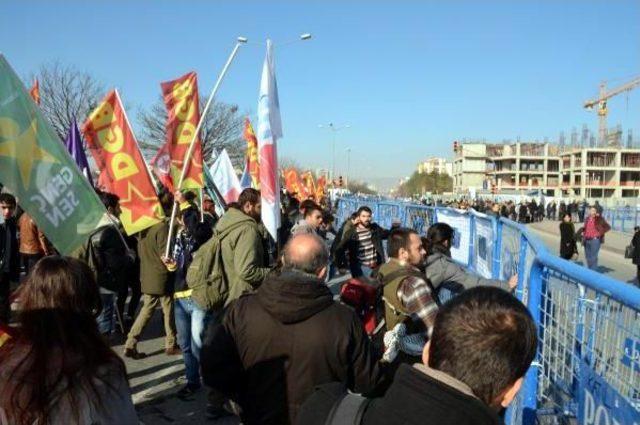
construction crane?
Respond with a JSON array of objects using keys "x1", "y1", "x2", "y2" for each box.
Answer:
[{"x1": 584, "y1": 76, "x2": 640, "y2": 146}]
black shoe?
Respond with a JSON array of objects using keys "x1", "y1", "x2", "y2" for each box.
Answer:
[
  {"x1": 205, "y1": 404, "x2": 233, "y2": 420},
  {"x1": 123, "y1": 347, "x2": 147, "y2": 360},
  {"x1": 177, "y1": 383, "x2": 201, "y2": 399}
]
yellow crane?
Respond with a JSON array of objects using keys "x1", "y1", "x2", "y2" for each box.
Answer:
[{"x1": 584, "y1": 76, "x2": 640, "y2": 146}]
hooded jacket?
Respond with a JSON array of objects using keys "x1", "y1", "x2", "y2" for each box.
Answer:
[
  {"x1": 201, "y1": 269, "x2": 383, "y2": 425},
  {"x1": 215, "y1": 207, "x2": 270, "y2": 305},
  {"x1": 424, "y1": 247, "x2": 509, "y2": 293}
]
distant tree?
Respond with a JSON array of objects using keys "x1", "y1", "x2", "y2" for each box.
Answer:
[
  {"x1": 29, "y1": 62, "x2": 105, "y2": 141},
  {"x1": 279, "y1": 157, "x2": 304, "y2": 174},
  {"x1": 137, "y1": 97, "x2": 245, "y2": 167},
  {"x1": 348, "y1": 179, "x2": 377, "y2": 195},
  {"x1": 397, "y1": 170, "x2": 453, "y2": 197}
]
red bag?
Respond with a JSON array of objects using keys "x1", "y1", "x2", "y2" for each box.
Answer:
[{"x1": 340, "y1": 278, "x2": 379, "y2": 336}]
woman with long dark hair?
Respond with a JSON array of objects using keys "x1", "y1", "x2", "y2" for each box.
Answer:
[
  {"x1": 0, "y1": 256, "x2": 137, "y2": 425},
  {"x1": 559, "y1": 212, "x2": 578, "y2": 260},
  {"x1": 422, "y1": 223, "x2": 518, "y2": 296}
]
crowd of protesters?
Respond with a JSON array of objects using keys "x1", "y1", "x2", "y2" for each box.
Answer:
[{"x1": 0, "y1": 185, "x2": 544, "y2": 424}]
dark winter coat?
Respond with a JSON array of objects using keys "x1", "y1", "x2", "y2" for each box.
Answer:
[
  {"x1": 632, "y1": 230, "x2": 640, "y2": 266},
  {"x1": 0, "y1": 217, "x2": 19, "y2": 281},
  {"x1": 93, "y1": 224, "x2": 133, "y2": 293},
  {"x1": 559, "y1": 221, "x2": 577, "y2": 260},
  {"x1": 200, "y1": 269, "x2": 383, "y2": 425},
  {"x1": 296, "y1": 363, "x2": 502, "y2": 425},
  {"x1": 332, "y1": 221, "x2": 389, "y2": 269}
]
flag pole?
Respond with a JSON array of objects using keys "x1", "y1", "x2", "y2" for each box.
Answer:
[{"x1": 164, "y1": 37, "x2": 247, "y2": 258}]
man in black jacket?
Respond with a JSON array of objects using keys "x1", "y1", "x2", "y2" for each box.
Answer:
[
  {"x1": 0, "y1": 193, "x2": 19, "y2": 324},
  {"x1": 332, "y1": 206, "x2": 390, "y2": 278},
  {"x1": 298, "y1": 286, "x2": 538, "y2": 425},
  {"x1": 201, "y1": 233, "x2": 384, "y2": 425}
]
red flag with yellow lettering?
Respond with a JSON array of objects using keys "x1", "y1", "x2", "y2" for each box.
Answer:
[
  {"x1": 160, "y1": 72, "x2": 204, "y2": 190},
  {"x1": 300, "y1": 171, "x2": 316, "y2": 200},
  {"x1": 243, "y1": 117, "x2": 260, "y2": 189},
  {"x1": 83, "y1": 90, "x2": 163, "y2": 235}
]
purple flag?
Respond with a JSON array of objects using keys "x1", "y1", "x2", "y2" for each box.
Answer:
[{"x1": 64, "y1": 119, "x2": 94, "y2": 186}]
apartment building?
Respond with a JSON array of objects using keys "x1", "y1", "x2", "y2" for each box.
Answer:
[
  {"x1": 559, "y1": 147, "x2": 640, "y2": 198},
  {"x1": 417, "y1": 157, "x2": 453, "y2": 176},
  {"x1": 453, "y1": 140, "x2": 640, "y2": 199}
]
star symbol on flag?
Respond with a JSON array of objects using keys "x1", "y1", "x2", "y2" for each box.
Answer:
[
  {"x1": 119, "y1": 181, "x2": 161, "y2": 225},
  {"x1": 0, "y1": 118, "x2": 58, "y2": 189}
]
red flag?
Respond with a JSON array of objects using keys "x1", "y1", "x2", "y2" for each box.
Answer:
[
  {"x1": 29, "y1": 79, "x2": 40, "y2": 105},
  {"x1": 284, "y1": 168, "x2": 303, "y2": 200},
  {"x1": 83, "y1": 90, "x2": 164, "y2": 235},
  {"x1": 315, "y1": 174, "x2": 327, "y2": 202},
  {"x1": 160, "y1": 72, "x2": 204, "y2": 190},
  {"x1": 300, "y1": 171, "x2": 316, "y2": 200}
]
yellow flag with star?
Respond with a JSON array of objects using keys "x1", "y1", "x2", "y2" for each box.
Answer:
[{"x1": 0, "y1": 55, "x2": 108, "y2": 254}]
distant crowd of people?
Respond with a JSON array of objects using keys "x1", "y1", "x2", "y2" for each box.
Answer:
[{"x1": 0, "y1": 186, "x2": 539, "y2": 425}]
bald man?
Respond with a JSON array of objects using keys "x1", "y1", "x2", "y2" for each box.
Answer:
[{"x1": 201, "y1": 234, "x2": 383, "y2": 425}]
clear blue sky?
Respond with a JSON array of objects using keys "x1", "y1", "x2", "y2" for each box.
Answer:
[{"x1": 2, "y1": 1, "x2": 639, "y2": 189}]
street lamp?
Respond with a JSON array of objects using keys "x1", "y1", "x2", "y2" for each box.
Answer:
[
  {"x1": 250, "y1": 33, "x2": 313, "y2": 47},
  {"x1": 318, "y1": 122, "x2": 351, "y2": 182}
]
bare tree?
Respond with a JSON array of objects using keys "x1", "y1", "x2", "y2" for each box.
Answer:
[
  {"x1": 137, "y1": 97, "x2": 246, "y2": 167},
  {"x1": 30, "y1": 62, "x2": 105, "y2": 141}
]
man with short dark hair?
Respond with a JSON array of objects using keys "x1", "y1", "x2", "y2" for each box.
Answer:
[
  {"x1": 201, "y1": 233, "x2": 383, "y2": 424},
  {"x1": 376, "y1": 227, "x2": 437, "y2": 365},
  {"x1": 333, "y1": 206, "x2": 390, "y2": 278},
  {"x1": 291, "y1": 203, "x2": 323, "y2": 236},
  {"x1": 298, "y1": 286, "x2": 538, "y2": 425},
  {"x1": 0, "y1": 193, "x2": 18, "y2": 324}
]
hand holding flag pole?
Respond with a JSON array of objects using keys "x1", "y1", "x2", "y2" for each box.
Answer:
[{"x1": 164, "y1": 37, "x2": 247, "y2": 259}]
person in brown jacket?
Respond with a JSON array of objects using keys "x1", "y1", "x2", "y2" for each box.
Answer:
[{"x1": 18, "y1": 212, "x2": 53, "y2": 276}]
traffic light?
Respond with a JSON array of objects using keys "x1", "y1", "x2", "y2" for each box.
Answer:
[
  {"x1": 338, "y1": 176, "x2": 344, "y2": 187},
  {"x1": 453, "y1": 140, "x2": 459, "y2": 153}
]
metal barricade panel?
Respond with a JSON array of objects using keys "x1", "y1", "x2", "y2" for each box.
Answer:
[
  {"x1": 434, "y1": 208, "x2": 471, "y2": 266},
  {"x1": 473, "y1": 215, "x2": 495, "y2": 279}
]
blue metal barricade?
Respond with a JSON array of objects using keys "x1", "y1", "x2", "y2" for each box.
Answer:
[{"x1": 334, "y1": 197, "x2": 640, "y2": 424}]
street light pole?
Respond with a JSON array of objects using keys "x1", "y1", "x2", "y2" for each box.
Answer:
[{"x1": 318, "y1": 122, "x2": 350, "y2": 183}]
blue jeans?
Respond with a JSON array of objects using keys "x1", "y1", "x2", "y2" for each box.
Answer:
[
  {"x1": 584, "y1": 238, "x2": 601, "y2": 270},
  {"x1": 97, "y1": 291, "x2": 116, "y2": 335},
  {"x1": 175, "y1": 296, "x2": 211, "y2": 386}
]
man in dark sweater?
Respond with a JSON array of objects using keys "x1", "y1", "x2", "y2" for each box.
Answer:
[
  {"x1": 297, "y1": 286, "x2": 538, "y2": 425},
  {"x1": 201, "y1": 233, "x2": 384, "y2": 425}
]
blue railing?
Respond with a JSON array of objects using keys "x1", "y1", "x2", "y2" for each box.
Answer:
[{"x1": 335, "y1": 197, "x2": 640, "y2": 425}]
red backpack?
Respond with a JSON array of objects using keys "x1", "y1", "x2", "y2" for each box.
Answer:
[{"x1": 339, "y1": 277, "x2": 380, "y2": 336}]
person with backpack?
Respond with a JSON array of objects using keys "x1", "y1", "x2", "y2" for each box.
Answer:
[
  {"x1": 190, "y1": 187, "x2": 271, "y2": 419},
  {"x1": 123, "y1": 192, "x2": 180, "y2": 359},
  {"x1": 375, "y1": 228, "x2": 438, "y2": 366},
  {"x1": 297, "y1": 286, "x2": 538, "y2": 425},
  {"x1": 201, "y1": 233, "x2": 384, "y2": 425}
]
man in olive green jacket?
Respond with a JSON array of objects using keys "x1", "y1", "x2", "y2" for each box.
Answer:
[{"x1": 217, "y1": 188, "x2": 271, "y2": 306}]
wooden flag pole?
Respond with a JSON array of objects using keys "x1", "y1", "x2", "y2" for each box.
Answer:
[{"x1": 164, "y1": 38, "x2": 247, "y2": 258}]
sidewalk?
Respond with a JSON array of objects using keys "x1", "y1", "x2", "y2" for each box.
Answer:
[{"x1": 528, "y1": 219, "x2": 632, "y2": 256}]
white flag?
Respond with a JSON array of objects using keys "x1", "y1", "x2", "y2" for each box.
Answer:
[
  {"x1": 209, "y1": 149, "x2": 241, "y2": 203},
  {"x1": 257, "y1": 39, "x2": 282, "y2": 240}
]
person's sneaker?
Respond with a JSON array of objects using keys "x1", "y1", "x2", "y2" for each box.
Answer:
[
  {"x1": 123, "y1": 347, "x2": 147, "y2": 359},
  {"x1": 205, "y1": 404, "x2": 234, "y2": 420},
  {"x1": 165, "y1": 346, "x2": 182, "y2": 356},
  {"x1": 176, "y1": 383, "x2": 201, "y2": 399}
]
